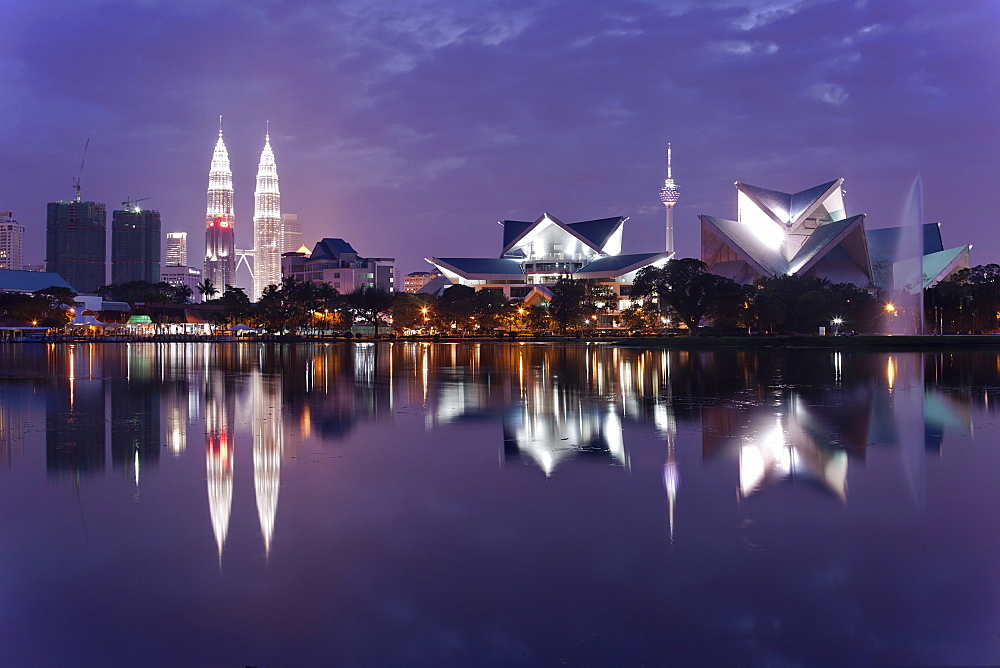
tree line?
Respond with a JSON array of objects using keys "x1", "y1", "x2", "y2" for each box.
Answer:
[{"x1": 11, "y1": 259, "x2": 1000, "y2": 336}]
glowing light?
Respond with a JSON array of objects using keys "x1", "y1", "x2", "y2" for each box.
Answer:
[{"x1": 885, "y1": 303, "x2": 896, "y2": 313}]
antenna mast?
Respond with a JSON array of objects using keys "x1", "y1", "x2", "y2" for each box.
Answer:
[{"x1": 72, "y1": 139, "x2": 90, "y2": 202}]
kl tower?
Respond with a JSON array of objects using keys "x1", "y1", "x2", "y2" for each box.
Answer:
[{"x1": 659, "y1": 143, "x2": 680, "y2": 254}]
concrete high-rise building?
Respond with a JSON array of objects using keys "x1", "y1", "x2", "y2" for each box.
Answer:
[
  {"x1": 659, "y1": 143, "x2": 680, "y2": 254},
  {"x1": 165, "y1": 232, "x2": 187, "y2": 267},
  {"x1": 0, "y1": 211, "x2": 24, "y2": 271},
  {"x1": 204, "y1": 120, "x2": 235, "y2": 290},
  {"x1": 46, "y1": 199, "x2": 106, "y2": 293},
  {"x1": 112, "y1": 206, "x2": 161, "y2": 284},
  {"x1": 282, "y1": 213, "x2": 302, "y2": 255},
  {"x1": 252, "y1": 127, "x2": 282, "y2": 301},
  {"x1": 160, "y1": 265, "x2": 202, "y2": 302}
]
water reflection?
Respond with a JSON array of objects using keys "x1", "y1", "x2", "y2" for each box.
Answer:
[{"x1": 0, "y1": 342, "x2": 991, "y2": 559}]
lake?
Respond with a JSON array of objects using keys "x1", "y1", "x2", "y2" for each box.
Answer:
[{"x1": 0, "y1": 342, "x2": 998, "y2": 666}]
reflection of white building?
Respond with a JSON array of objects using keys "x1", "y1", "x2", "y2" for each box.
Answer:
[
  {"x1": 206, "y1": 379, "x2": 233, "y2": 563},
  {"x1": 252, "y1": 371, "x2": 282, "y2": 556},
  {"x1": 701, "y1": 179, "x2": 873, "y2": 287}
]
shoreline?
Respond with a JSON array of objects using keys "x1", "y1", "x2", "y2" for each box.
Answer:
[{"x1": 8, "y1": 333, "x2": 1000, "y2": 349}]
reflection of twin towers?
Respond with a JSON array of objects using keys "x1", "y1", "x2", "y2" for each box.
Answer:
[
  {"x1": 37, "y1": 344, "x2": 285, "y2": 561},
  {"x1": 206, "y1": 371, "x2": 283, "y2": 562}
]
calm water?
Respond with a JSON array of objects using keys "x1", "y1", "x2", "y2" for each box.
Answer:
[{"x1": 1, "y1": 342, "x2": 998, "y2": 666}]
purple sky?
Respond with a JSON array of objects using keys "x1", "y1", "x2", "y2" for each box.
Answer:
[{"x1": 2, "y1": 0, "x2": 998, "y2": 285}]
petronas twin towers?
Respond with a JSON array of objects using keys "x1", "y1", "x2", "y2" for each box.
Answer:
[{"x1": 203, "y1": 119, "x2": 282, "y2": 301}]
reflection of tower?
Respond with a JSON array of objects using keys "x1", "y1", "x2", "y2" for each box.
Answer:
[
  {"x1": 110, "y1": 352, "x2": 160, "y2": 488},
  {"x1": 46, "y1": 346, "x2": 106, "y2": 477},
  {"x1": 252, "y1": 371, "x2": 282, "y2": 557},
  {"x1": 252, "y1": 125, "x2": 282, "y2": 301},
  {"x1": 654, "y1": 401, "x2": 679, "y2": 543},
  {"x1": 0, "y1": 389, "x2": 24, "y2": 469},
  {"x1": 204, "y1": 118, "x2": 236, "y2": 289},
  {"x1": 658, "y1": 143, "x2": 680, "y2": 254},
  {"x1": 206, "y1": 379, "x2": 234, "y2": 563}
]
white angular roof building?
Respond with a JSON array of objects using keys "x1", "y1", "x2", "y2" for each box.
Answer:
[
  {"x1": 701, "y1": 178, "x2": 873, "y2": 287},
  {"x1": 426, "y1": 212, "x2": 671, "y2": 302}
]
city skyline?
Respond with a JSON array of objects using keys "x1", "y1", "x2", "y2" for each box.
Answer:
[{"x1": 1, "y1": 1, "x2": 997, "y2": 279}]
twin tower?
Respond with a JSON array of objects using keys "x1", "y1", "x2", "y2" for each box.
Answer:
[{"x1": 204, "y1": 120, "x2": 281, "y2": 301}]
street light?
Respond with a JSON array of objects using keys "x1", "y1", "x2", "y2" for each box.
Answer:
[{"x1": 831, "y1": 317, "x2": 843, "y2": 335}]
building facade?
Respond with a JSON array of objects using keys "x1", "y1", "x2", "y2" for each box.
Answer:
[
  {"x1": 0, "y1": 211, "x2": 24, "y2": 271},
  {"x1": 282, "y1": 238, "x2": 394, "y2": 293},
  {"x1": 46, "y1": 199, "x2": 106, "y2": 293},
  {"x1": 112, "y1": 207, "x2": 161, "y2": 284},
  {"x1": 700, "y1": 179, "x2": 873, "y2": 287},
  {"x1": 204, "y1": 126, "x2": 235, "y2": 290},
  {"x1": 160, "y1": 265, "x2": 203, "y2": 302},
  {"x1": 425, "y1": 212, "x2": 669, "y2": 307},
  {"x1": 165, "y1": 232, "x2": 187, "y2": 267},
  {"x1": 403, "y1": 271, "x2": 433, "y2": 293},
  {"x1": 281, "y1": 213, "x2": 302, "y2": 255},
  {"x1": 252, "y1": 130, "x2": 282, "y2": 301}
]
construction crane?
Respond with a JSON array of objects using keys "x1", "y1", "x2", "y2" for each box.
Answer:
[
  {"x1": 122, "y1": 196, "x2": 150, "y2": 212},
  {"x1": 72, "y1": 138, "x2": 90, "y2": 202}
]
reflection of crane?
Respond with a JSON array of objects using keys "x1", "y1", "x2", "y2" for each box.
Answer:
[
  {"x1": 122, "y1": 197, "x2": 149, "y2": 212},
  {"x1": 72, "y1": 139, "x2": 90, "y2": 202}
]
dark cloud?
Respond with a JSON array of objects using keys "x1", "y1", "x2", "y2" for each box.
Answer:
[{"x1": 1, "y1": 0, "x2": 997, "y2": 281}]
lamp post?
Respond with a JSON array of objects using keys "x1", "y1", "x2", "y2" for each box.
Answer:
[{"x1": 831, "y1": 317, "x2": 843, "y2": 336}]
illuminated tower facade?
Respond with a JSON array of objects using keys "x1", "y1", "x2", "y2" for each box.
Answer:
[
  {"x1": 0, "y1": 211, "x2": 24, "y2": 271},
  {"x1": 252, "y1": 127, "x2": 282, "y2": 301},
  {"x1": 204, "y1": 122, "x2": 235, "y2": 290},
  {"x1": 659, "y1": 143, "x2": 681, "y2": 254},
  {"x1": 281, "y1": 213, "x2": 302, "y2": 254},
  {"x1": 165, "y1": 232, "x2": 187, "y2": 267}
]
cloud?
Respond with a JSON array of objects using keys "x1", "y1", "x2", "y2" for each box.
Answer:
[
  {"x1": 710, "y1": 40, "x2": 779, "y2": 56},
  {"x1": 807, "y1": 83, "x2": 849, "y2": 105}
]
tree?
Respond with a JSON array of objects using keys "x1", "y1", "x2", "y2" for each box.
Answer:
[
  {"x1": 548, "y1": 278, "x2": 590, "y2": 334},
  {"x1": 196, "y1": 278, "x2": 218, "y2": 301},
  {"x1": 215, "y1": 285, "x2": 252, "y2": 328},
  {"x1": 97, "y1": 280, "x2": 190, "y2": 304},
  {"x1": 632, "y1": 259, "x2": 741, "y2": 335},
  {"x1": 391, "y1": 292, "x2": 434, "y2": 332},
  {"x1": 345, "y1": 285, "x2": 394, "y2": 336}
]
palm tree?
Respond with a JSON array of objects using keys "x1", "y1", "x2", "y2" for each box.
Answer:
[{"x1": 196, "y1": 278, "x2": 218, "y2": 302}]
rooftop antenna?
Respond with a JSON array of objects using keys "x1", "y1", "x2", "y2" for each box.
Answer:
[
  {"x1": 72, "y1": 138, "x2": 90, "y2": 202},
  {"x1": 219, "y1": 114, "x2": 223, "y2": 137}
]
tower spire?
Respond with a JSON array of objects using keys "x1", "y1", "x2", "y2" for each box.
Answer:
[
  {"x1": 219, "y1": 114, "x2": 223, "y2": 137},
  {"x1": 659, "y1": 143, "x2": 681, "y2": 254},
  {"x1": 253, "y1": 124, "x2": 282, "y2": 301}
]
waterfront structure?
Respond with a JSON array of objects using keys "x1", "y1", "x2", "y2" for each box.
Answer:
[
  {"x1": 160, "y1": 265, "x2": 202, "y2": 302},
  {"x1": 700, "y1": 178, "x2": 873, "y2": 287},
  {"x1": 111, "y1": 206, "x2": 161, "y2": 284},
  {"x1": 0, "y1": 211, "x2": 24, "y2": 271},
  {"x1": 165, "y1": 232, "x2": 187, "y2": 267},
  {"x1": 204, "y1": 123, "x2": 235, "y2": 290},
  {"x1": 658, "y1": 144, "x2": 680, "y2": 253},
  {"x1": 252, "y1": 128, "x2": 282, "y2": 301},
  {"x1": 281, "y1": 213, "x2": 302, "y2": 255},
  {"x1": 282, "y1": 238, "x2": 394, "y2": 292},
  {"x1": 46, "y1": 198, "x2": 106, "y2": 293},
  {"x1": 425, "y1": 212, "x2": 670, "y2": 306},
  {"x1": 0, "y1": 268, "x2": 75, "y2": 294}
]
